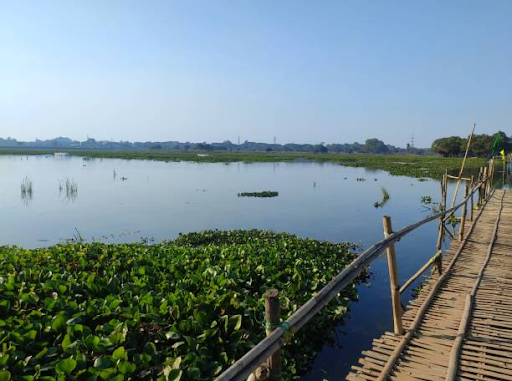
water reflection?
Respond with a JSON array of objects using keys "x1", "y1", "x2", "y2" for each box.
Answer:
[
  {"x1": 0, "y1": 154, "x2": 492, "y2": 379},
  {"x1": 58, "y1": 178, "x2": 78, "y2": 203},
  {"x1": 20, "y1": 176, "x2": 34, "y2": 206}
]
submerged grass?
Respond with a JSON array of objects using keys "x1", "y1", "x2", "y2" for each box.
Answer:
[
  {"x1": 59, "y1": 178, "x2": 79, "y2": 201},
  {"x1": 20, "y1": 177, "x2": 33, "y2": 197},
  {"x1": 0, "y1": 230, "x2": 362, "y2": 380},
  {"x1": 0, "y1": 149, "x2": 488, "y2": 179},
  {"x1": 20, "y1": 177, "x2": 34, "y2": 205}
]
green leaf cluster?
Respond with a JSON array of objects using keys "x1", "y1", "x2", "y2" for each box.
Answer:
[{"x1": 0, "y1": 230, "x2": 361, "y2": 380}]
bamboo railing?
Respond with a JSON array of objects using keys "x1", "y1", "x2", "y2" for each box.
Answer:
[{"x1": 216, "y1": 161, "x2": 496, "y2": 381}]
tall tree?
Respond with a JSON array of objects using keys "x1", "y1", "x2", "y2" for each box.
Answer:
[
  {"x1": 363, "y1": 138, "x2": 389, "y2": 154},
  {"x1": 431, "y1": 136, "x2": 465, "y2": 157}
]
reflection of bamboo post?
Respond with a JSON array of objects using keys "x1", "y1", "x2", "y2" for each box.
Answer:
[
  {"x1": 450, "y1": 123, "x2": 475, "y2": 209},
  {"x1": 491, "y1": 159, "x2": 495, "y2": 188},
  {"x1": 383, "y1": 216, "x2": 404, "y2": 335},
  {"x1": 435, "y1": 172, "x2": 447, "y2": 275},
  {"x1": 504, "y1": 158, "x2": 507, "y2": 185},
  {"x1": 458, "y1": 183, "x2": 469, "y2": 241},
  {"x1": 265, "y1": 290, "x2": 281, "y2": 381},
  {"x1": 480, "y1": 167, "x2": 487, "y2": 202},
  {"x1": 487, "y1": 159, "x2": 494, "y2": 194},
  {"x1": 469, "y1": 176, "x2": 474, "y2": 221},
  {"x1": 477, "y1": 168, "x2": 483, "y2": 205}
]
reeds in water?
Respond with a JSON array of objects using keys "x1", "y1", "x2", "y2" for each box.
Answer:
[
  {"x1": 21, "y1": 177, "x2": 34, "y2": 204},
  {"x1": 59, "y1": 178, "x2": 78, "y2": 201}
]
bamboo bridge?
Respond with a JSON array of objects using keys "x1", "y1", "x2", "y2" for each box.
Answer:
[
  {"x1": 216, "y1": 159, "x2": 511, "y2": 381},
  {"x1": 348, "y1": 188, "x2": 511, "y2": 380}
]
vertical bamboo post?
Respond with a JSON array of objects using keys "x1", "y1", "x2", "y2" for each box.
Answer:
[
  {"x1": 265, "y1": 289, "x2": 281, "y2": 381},
  {"x1": 482, "y1": 167, "x2": 488, "y2": 201},
  {"x1": 382, "y1": 216, "x2": 404, "y2": 335},
  {"x1": 435, "y1": 172, "x2": 447, "y2": 275},
  {"x1": 504, "y1": 158, "x2": 507, "y2": 185},
  {"x1": 490, "y1": 159, "x2": 495, "y2": 189},
  {"x1": 458, "y1": 183, "x2": 469, "y2": 241},
  {"x1": 477, "y1": 168, "x2": 483, "y2": 206},
  {"x1": 488, "y1": 159, "x2": 494, "y2": 194},
  {"x1": 469, "y1": 175, "x2": 474, "y2": 221}
]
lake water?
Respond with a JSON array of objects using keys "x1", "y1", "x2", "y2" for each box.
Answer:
[{"x1": 0, "y1": 154, "x2": 505, "y2": 379}]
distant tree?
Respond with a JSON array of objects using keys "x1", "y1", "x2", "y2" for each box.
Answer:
[
  {"x1": 363, "y1": 138, "x2": 389, "y2": 154},
  {"x1": 469, "y1": 134, "x2": 492, "y2": 157},
  {"x1": 431, "y1": 136, "x2": 464, "y2": 157},
  {"x1": 433, "y1": 131, "x2": 510, "y2": 158},
  {"x1": 196, "y1": 143, "x2": 213, "y2": 151},
  {"x1": 313, "y1": 144, "x2": 328, "y2": 153},
  {"x1": 350, "y1": 142, "x2": 363, "y2": 153},
  {"x1": 493, "y1": 131, "x2": 510, "y2": 153}
]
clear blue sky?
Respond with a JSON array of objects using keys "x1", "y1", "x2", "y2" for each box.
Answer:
[{"x1": 1, "y1": 1, "x2": 511, "y2": 147}]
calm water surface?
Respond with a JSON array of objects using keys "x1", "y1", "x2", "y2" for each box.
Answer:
[{"x1": 1, "y1": 155, "x2": 498, "y2": 379}]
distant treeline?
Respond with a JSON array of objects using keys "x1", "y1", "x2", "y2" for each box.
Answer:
[
  {"x1": 0, "y1": 136, "x2": 427, "y2": 155},
  {"x1": 431, "y1": 131, "x2": 511, "y2": 158}
]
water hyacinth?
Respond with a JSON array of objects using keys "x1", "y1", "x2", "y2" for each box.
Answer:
[{"x1": 0, "y1": 230, "x2": 364, "y2": 380}]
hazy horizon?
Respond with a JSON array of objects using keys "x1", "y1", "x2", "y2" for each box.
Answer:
[
  {"x1": 0, "y1": 132, "x2": 469, "y2": 148},
  {"x1": 2, "y1": 1, "x2": 511, "y2": 147}
]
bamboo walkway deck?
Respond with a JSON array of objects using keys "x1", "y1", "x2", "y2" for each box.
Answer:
[{"x1": 348, "y1": 189, "x2": 512, "y2": 380}]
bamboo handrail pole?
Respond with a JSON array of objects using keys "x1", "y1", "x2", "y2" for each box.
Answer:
[
  {"x1": 445, "y1": 190, "x2": 505, "y2": 381},
  {"x1": 446, "y1": 174, "x2": 471, "y2": 181},
  {"x1": 383, "y1": 216, "x2": 404, "y2": 335},
  {"x1": 216, "y1": 183, "x2": 483, "y2": 381},
  {"x1": 221, "y1": 336, "x2": 282, "y2": 381},
  {"x1": 443, "y1": 225, "x2": 454, "y2": 240},
  {"x1": 450, "y1": 123, "x2": 475, "y2": 210},
  {"x1": 289, "y1": 183, "x2": 483, "y2": 333},
  {"x1": 375, "y1": 187, "x2": 495, "y2": 381},
  {"x1": 400, "y1": 251, "x2": 442, "y2": 294},
  {"x1": 286, "y1": 185, "x2": 482, "y2": 333}
]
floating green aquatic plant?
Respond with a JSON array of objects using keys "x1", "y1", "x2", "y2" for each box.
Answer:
[
  {"x1": 0, "y1": 149, "x2": 489, "y2": 180},
  {"x1": 0, "y1": 230, "x2": 362, "y2": 380},
  {"x1": 238, "y1": 191, "x2": 278, "y2": 198}
]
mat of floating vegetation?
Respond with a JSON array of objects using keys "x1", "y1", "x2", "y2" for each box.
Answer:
[
  {"x1": 0, "y1": 230, "x2": 363, "y2": 380},
  {"x1": 237, "y1": 191, "x2": 279, "y2": 198}
]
